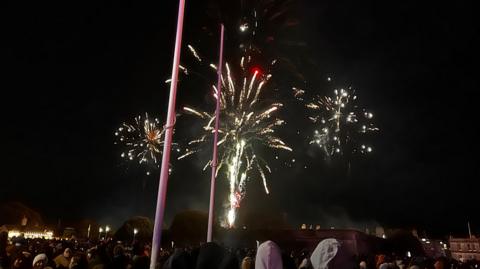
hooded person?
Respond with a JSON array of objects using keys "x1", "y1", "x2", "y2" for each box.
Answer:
[
  {"x1": 33, "y1": 253, "x2": 53, "y2": 269},
  {"x1": 309, "y1": 239, "x2": 340, "y2": 269},
  {"x1": 195, "y1": 242, "x2": 225, "y2": 269},
  {"x1": 255, "y1": 240, "x2": 283, "y2": 269},
  {"x1": 12, "y1": 254, "x2": 30, "y2": 269},
  {"x1": 131, "y1": 243, "x2": 150, "y2": 269},
  {"x1": 162, "y1": 248, "x2": 190, "y2": 269},
  {"x1": 298, "y1": 257, "x2": 312, "y2": 269},
  {"x1": 110, "y1": 245, "x2": 129, "y2": 269},
  {"x1": 281, "y1": 252, "x2": 296, "y2": 269},
  {"x1": 219, "y1": 252, "x2": 239, "y2": 269},
  {"x1": 241, "y1": 256, "x2": 253, "y2": 269}
]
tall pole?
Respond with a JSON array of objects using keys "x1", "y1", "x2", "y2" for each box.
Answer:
[
  {"x1": 468, "y1": 221, "x2": 472, "y2": 239},
  {"x1": 207, "y1": 24, "x2": 224, "y2": 243},
  {"x1": 150, "y1": 0, "x2": 185, "y2": 268}
]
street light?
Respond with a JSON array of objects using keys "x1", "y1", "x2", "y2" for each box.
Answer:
[
  {"x1": 105, "y1": 226, "x2": 110, "y2": 240},
  {"x1": 98, "y1": 227, "x2": 103, "y2": 240},
  {"x1": 133, "y1": 228, "x2": 138, "y2": 242}
]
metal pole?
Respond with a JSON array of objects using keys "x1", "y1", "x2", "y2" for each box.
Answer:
[
  {"x1": 207, "y1": 24, "x2": 224, "y2": 243},
  {"x1": 468, "y1": 221, "x2": 472, "y2": 239},
  {"x1": 149, "y1": 0, "x2": 185, "y2": 268}
]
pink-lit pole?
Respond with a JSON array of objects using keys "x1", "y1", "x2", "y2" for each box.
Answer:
[
  {"x1": 207, "y1": 24, "x2": 224, "y2": 243},
  {"x1": 149, "y1": 0, "x2": 185, "y2": 268}
]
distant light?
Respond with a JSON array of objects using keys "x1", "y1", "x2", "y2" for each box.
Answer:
[
  {"x1": 407, "y1": 251, "x2": 411, "y2": 258},
  {"x1": 421, "y1": 238, "x2": 426, "y2": 242},
  {"x1": 239, "y1": 23, "x2": 249, "y2": 32},
  {"x1": 327, "y1": 77, "x2": 332, "y2": 82},
  {"x1": 8, "y1": 230, "x2": 53, "y2": 240},
  {"x1": 133, "y1": 228, "x2": 138, "y2": 235}
]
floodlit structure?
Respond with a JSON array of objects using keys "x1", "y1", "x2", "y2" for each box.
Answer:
[
  {"x1": 7, "y1": 229, "x2": 54, "y2": 239},
  {"x1": 449, "y1": 237, "x2": 480, "y2": 261}
]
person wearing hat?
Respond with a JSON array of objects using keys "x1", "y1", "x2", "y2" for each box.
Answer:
[
  {"x1": 54, "y1": 248, "x2": 72, "y2": 269},
  {"x1": 33, "y1": 253, "x2": 53, "y2": 269}
]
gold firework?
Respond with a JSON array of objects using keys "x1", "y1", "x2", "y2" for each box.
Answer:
[{"x1": 180, "y1": 55, "x2": 291, "y2": 227}]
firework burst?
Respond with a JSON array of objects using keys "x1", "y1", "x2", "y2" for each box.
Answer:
[
  {"x1": 179, "y1": 55, "x2": 291, "y2": 227},
  {"x1": 115, "y1": 113, "x2": 176, "y2": 174},
  {"x1": 306, "y1": 84, "x2": 378, "y2": 158}
]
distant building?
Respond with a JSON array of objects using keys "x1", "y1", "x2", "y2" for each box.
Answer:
[
  {"x1": 419, "y1": 238, "x2": 448, "y2": 258},
  {"x1": 5, "y1": 225, "x2": 54, "y2": 239},
  {"x1": 449, "y1": 237, "x2": 480, "y2": 261}
]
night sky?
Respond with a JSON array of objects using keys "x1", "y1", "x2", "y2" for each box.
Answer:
[{"x1": 3, "y1": 0, "x2": 479, "y2": 236}]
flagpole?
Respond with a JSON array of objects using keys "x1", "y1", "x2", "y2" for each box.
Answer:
[
  {"x1": 207, "y1": 24, "x2": 224, "y2": 242},
  {"x1": 468, "y1": 221, "x2": 472, "y2": 239},
  {"x1": 150, "y1": 0, "x2": 185, "y2": 268}
]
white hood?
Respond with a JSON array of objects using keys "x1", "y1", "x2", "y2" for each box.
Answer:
[
  {"x1": 310, "y1": 238, "x2": 340, "y2": 269},
  {"x1": 255, "y1": 240, "x2": 283, "y2": 269}
]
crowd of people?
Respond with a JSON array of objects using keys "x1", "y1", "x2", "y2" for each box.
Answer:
[{"x1": 0, "y1": 237, "x2": 478, "y2": 269}]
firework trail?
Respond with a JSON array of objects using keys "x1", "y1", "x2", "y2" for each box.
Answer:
[
  {"x1": 179, "y1": 52, "x2": 291, "y2": 227},
  {"x1": 175, "y1": 0, "x2": 301, "y2": 227},
  {"x1": 304, "y1": 81, "x2": 378, "y2": 159},
  {"x1": 115, "y1": 113, "x2": 177, "y2": 175}
]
